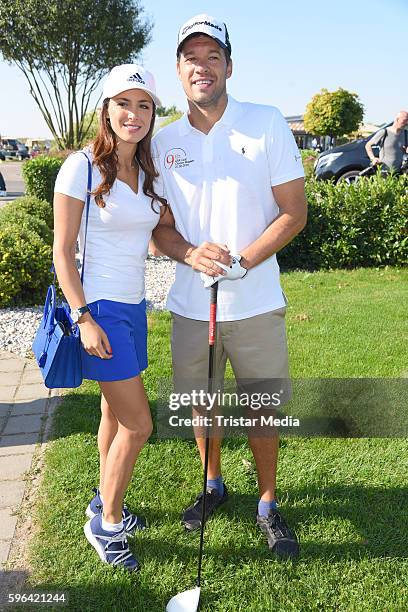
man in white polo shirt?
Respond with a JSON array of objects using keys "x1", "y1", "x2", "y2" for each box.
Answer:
[{"x1": 152, "y1": 13, "x2": 307, "y2": 560}]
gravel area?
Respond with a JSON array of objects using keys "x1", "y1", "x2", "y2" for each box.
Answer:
[{"x1": 0, "y1": 256, "x2": 176, "y2": 358}]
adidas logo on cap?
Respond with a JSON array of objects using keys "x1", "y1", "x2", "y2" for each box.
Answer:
[
  {"x1": 127, "y1": 72, "x2": 146, "y2": 85},
  {"x1": 102, "y1": 64, "x2": 162, "y2": 106}
]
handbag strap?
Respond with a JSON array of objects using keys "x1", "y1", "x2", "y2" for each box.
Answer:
[
  {"x1": 50, "y1": 151, "x2": 92, "y2": 285},
  {"x1": 80, "y1": 151, "x2": 92, "y2": 284}
]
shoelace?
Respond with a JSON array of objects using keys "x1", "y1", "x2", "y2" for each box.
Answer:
[
  {"x1": 193, "y1": 489, "x2": 222, "y2": 512},
  {"x1": 105, "y1": 530, "x2": 127, "y2": 547},
  {"x1": 103, "y1": 531, "x2": 134, "y2": 566},
  {"x1": 267, "y1": 512, "x2": 290, "y2": 538}
]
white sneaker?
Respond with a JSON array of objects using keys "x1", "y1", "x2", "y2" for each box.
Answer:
[{"x1": 83, "y1": 513, "x2": 140, "y2": 571}]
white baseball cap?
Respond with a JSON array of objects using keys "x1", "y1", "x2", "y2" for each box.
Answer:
[
  {"x1": 102, "y1": 64, "x2": 162, "y2": 107},
  {"x1": 177, "y1": 14, "x2": 231, "y2": 56}
]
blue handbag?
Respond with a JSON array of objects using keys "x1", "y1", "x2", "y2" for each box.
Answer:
[{"x1": 32, "y1": 152, "x2": 92, "y2": 389}]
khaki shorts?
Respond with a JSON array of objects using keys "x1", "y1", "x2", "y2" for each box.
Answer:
[{"x1": 171, "y1": 308, "x2": 291, "y2": 406}]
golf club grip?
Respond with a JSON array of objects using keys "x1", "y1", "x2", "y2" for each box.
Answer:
[{"x1": 208, "y1": 282, "x2": 218, "y2": 346}]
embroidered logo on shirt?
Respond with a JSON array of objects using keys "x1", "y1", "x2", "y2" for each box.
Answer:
[
  {"x1": 241, "y1": 147, "x2": 246, "y2": 155},
  {"x1": 127, "y1": 72, "x2": 146, "y2": 85},
  {"x1": 165, "y1": 148, "x2": 194, "y2": 170}
]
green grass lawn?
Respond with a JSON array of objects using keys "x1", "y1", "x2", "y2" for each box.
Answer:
[{"x1": 23, "y1": 268, "x2": 408, "y2": 611}]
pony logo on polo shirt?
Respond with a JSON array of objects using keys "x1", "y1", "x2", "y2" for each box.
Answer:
[
  {"x1": 164, "y1": 148, "x2": 194, "y2": 170},
  {"x1": 127, "y1": 72, "x2": 146, "y2": 85}
]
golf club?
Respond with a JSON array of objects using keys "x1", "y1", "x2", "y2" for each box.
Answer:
[{"x1": 166, "y1": 281, "x2": 219, "y2": 612}]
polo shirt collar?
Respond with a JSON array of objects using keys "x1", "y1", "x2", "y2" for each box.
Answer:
[
  {"x1": 179, "y1": 95, "x2": 241, "y2": 136},
  {"x1": 218, "y1": 95, "x2": 241, "y2": 127}
]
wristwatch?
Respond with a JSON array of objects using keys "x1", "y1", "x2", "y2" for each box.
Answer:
[{"x1": 71, "y1": 305, "x2": 90, "y2": 324}]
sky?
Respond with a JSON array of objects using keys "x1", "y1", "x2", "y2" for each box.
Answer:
[{"x1": 1, "y1": 0, "x2": 407, "y2": 139}]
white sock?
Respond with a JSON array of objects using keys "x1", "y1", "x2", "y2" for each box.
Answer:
[
  {"x1": 99, "y1": 492, "x2": 104, "y2": 504},
  {"x1": 101, "y1": 515, "x2": 123, "y2": 533}
]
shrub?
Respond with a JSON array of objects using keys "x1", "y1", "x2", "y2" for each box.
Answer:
[
  {"x1": 0, "y1": 207, "x2": 53, "y2": 246},
  {"x1": 0, "y1": 223, "x2": 52, "y2": 307},
  {"x1": 2, "y1": 195, "x2": 53, "y2": 229},
  {"x1": 22, "y1": 156, "x2": 64, "y2": 204},
  {"x1": 301, "y1": 149, "x2": 318, "y2": 180},
  {"x1": 278, "y1": 173, "x2": 408, "y2": 270}
]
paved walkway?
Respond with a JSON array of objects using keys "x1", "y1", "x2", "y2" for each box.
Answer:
[{"x1": 0, "y1": 351, "x2": 58, "y2": 569}]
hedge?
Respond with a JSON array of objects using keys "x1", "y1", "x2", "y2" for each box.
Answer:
[
  {"x1": 0, "y1": 208, "x2": 53, "y2": 246},
  {"x1": 278, "y1": 173, "x2": 408, "y2": 270},
  {"x1": 22, "y1": 156, "x2": 64, "y2": 204},
  {"x1": 0, "y1": 223, "x2": 52, "y2": 307},
  {"x1": 4, "y1": 195, "x2": 54, "y2": 229},
  {"x1": 1, "y1": 167, "x2": 407, "y2": 308},
  {"x1": 0, "y1": 196, "x2": 55, "y2": 307}
]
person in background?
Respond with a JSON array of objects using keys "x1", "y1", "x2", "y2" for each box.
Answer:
[
  {"x1": 365, "y1": 110, "x2": 408, "y2": 172},
  {"x1": 0, "y1": 170, "x2": 6, "y2": 194}
]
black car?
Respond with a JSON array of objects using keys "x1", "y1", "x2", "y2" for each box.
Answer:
[
  {"x1": 16, "y1": 144, "x2": 30, "y2": 160},
  {"x1": 314, "y1": 122, "x2": 408, "y2": 183},
  {"x1": 0, "y1": 139, "x2": 30, "y2": 160}
]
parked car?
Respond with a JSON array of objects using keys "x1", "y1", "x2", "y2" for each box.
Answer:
[
  {"x1": 16, "y1": 144, "x2": 30, "y2": 160},
  {"x1": 0, "y1": 139, "x2": 30, "y2": 160},
  {"x1": 30, "y1": 145, "x2": 42, "y2": 158},
  {"x1": 0, "y1": 138, "x2": 18, "y2": 159},
  {"x1": 314, "y1": 122, "x2": 408, "y2": 183}
]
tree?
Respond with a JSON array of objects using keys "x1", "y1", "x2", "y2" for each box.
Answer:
[
  {"x1": 75, "y1": 110, "x2": 100, "y2": 145},
  {"x1": 0, "y1": 0, "x2": 151, "y2": 149},
  {"x1": 304, "y1": 88, "x2": 364, "y2": 144},
  {"x1": 156, "y1": 105, "x2": 180, "y2": 117}
]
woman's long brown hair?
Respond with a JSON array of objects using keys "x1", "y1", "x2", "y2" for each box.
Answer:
[{"x1": 90, "y1": 98, "x2": 167, "y2": 211}]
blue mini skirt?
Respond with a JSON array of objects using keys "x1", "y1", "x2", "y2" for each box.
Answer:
[{"x1": 80, "y1": 299, "x2": 148, "y2": 382}]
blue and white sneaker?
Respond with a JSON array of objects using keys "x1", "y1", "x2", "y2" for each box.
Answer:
[
  {"x1": 84, "y1": 513, "x2": 139, "y2": 571},
  {"x1": 85, "y1": 488, "x2": 146, "y2": 536}
]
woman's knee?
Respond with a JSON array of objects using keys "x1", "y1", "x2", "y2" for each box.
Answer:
[{"x1": 121, "y1": 419, "x2": 153, "y2": 445}]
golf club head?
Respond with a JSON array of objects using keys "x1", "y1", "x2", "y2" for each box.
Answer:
[{"x1": 166, "y1": 586, "x2": 201, "y2": 612}]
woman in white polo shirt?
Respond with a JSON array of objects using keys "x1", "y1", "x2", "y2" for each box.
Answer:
[{"x1": 53, "y1": 65, "x2": 166, "y2": 571}]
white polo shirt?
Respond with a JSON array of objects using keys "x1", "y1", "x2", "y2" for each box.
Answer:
[
  {"x1": 153, "y1": 95, "x2": 304, "y2": 321},
  {"x1": 55, "y1": 149, "x2": 161, "y2": 305}
]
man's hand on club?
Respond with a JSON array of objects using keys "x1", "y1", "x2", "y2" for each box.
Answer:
[
  {"x1": 200, "y1": 254, "x2": 248, "y2": 288},
  {"x1": 185, "y1": 242, "x2": 232, "y2": 276}
]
